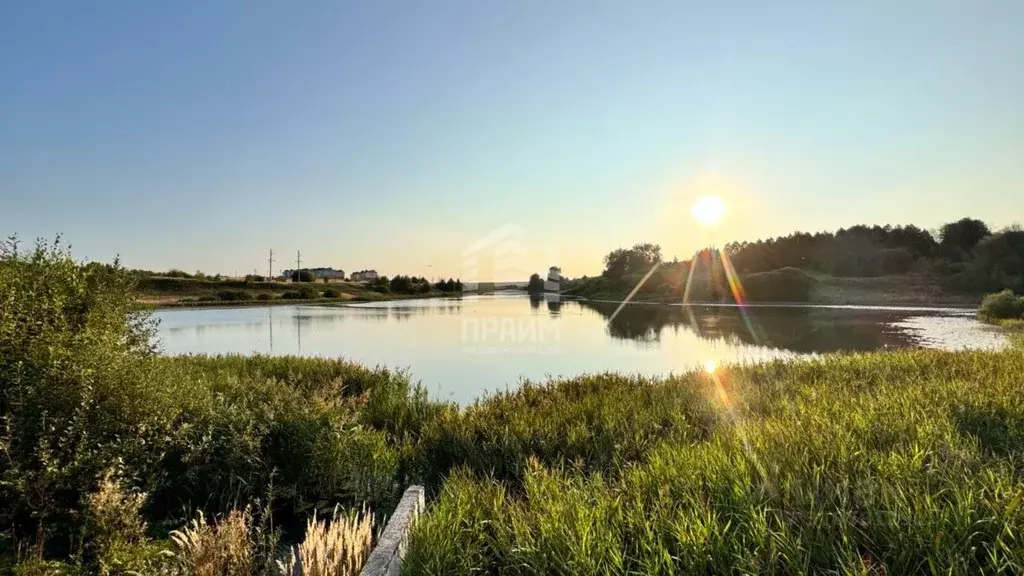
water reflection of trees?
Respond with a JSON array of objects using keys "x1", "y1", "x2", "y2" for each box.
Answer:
[
  {"x1": 579, "y1": 301, "x2": 913, "y2": 353},
  {"x1": 529, "y1": 294, "x2": 564, "y2": 318}
]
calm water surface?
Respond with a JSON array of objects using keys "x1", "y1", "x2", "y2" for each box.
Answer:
[{"x1": 154, "y1": 294, "x2": 1006, "y2": 404}]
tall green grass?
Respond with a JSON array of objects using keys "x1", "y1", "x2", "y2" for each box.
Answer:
[{"x1": 405, "y1": 349, "x2": 1024, "y2": 574}]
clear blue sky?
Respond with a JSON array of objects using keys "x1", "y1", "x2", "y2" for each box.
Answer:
[{"x1": 2, "y1": 1, "x2": 1022, "y2": 279}]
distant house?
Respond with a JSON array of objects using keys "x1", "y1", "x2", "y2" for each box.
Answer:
[
  {"x1": 281, "y1": 267, "x2": 345, "y2": 280},
  {"x1": 547, "y1": 266, "x2": 563, "y2": 283},
  {"x1": 350, "y1": 269, "x2": 379, "y2": 282}
]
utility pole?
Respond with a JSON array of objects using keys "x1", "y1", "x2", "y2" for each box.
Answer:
[
  {"x1": 296, "y1": 250, "x2": 302, "y2": 282},
  {"x1": 267, "y1": 249, "x2": 275, "y2": 280}
]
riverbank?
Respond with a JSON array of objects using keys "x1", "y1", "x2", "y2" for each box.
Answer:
[
  {"x1": 7, "y1": 246, "x2": 1023, "y2": 573},
  {"x1": 141, "y1": 291, "x2": 462, "y2": 310},
  {"x1": 566, "y1": 271, "x2": 981, "y2": 308},
  {"x1": 136, "y1": 275, "x2": 464, "y2": 309}
]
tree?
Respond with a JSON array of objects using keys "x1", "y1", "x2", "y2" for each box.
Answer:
[
  {"x1": 940, "y1": 218, "x2": 990, "y2": 258},
  {"x1": 961, "y1": 229, "x2": 1024, "y2": 292},
  {"x1": 389, "y1": 275, "x2": 413, "y2": 293},
  {"x1": 290, "y1": 270, "x2": 314, "y2": 283},
  {"x1": 370, "y1": 276, "x2": 390, "y2": 293},
  {"x1": 603, "y1": 243, "x2": 662, "y2": 280},
  {"x1": 527, "y1": 273, "x2": 545, "y2": 293},
  {"x1": 454, "y1": 278, "x2": 463, "y2": 291}
]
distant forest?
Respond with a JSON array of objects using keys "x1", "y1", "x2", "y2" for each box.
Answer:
[
  {"x1": 721, "y1": 217, "x2": 1022, "y2": 292},
  {"x1": 568, "y1": 217, "x2": 1023, "y2": 302}
]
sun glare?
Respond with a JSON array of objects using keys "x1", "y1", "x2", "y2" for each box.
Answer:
[
  {"x1": 703, "y1": 359, "x2": 717, "y2": 373},
  {"x1": 691, "y1": 195, "x2": 727, "y2": 226}
]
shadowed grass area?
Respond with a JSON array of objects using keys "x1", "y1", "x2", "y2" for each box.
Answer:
[{"x1": 405, "y1": 348, "x2": 1024, "y2": 575}]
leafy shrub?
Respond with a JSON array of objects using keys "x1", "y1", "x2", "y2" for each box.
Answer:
[
  {"x1": 369, "y1": 277, "x2": 390, "y2": 293},
  {"x1": 256, "y1": 293, "x2": 274, "y2": 301},
  {"x1": 83, "y1": 473, "x2": 170, "y2": 575},
  {"x1": 244, "y1": 274, "x2": 265, "y2": 282},
  {"x1": 0, "y1": 237, "x2": 183, "y2": 560},
  {"x1": 163, "y1": 269, "x2": 193, "y2": 279},
  {"x1": 978, "y1": 289, "x2": 1024, "y2": 320},
  {"x1": 281, "y1": 288, "x2": 318, "y2": 300},
  {"x1": 217, "y1": 290, "x2": 254, "y2": 302},
  {"x1": 197, "y1": 295, "x2": 218, "y2": 302},
  {"x1": 323, "y1": 288, "x2": 341, "y2": 298}
]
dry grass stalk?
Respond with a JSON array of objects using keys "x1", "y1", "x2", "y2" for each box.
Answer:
[
  {"x1": 278, "y1": 505, "x2": 374, "y2": 576},
  {"x1": 170, "y1": 508, "x2": 253, "y2": 576}
]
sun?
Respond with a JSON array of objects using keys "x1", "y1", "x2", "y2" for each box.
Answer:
[
  {"x1": 703, "y1": 359, "x2": 717, "y2": 373},
  {"x1": 691, "y1": 195, "x2": 727, "y2": 226}
]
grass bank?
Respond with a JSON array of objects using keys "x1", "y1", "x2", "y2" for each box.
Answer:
[{"x1": 405, "y1": 346, "x2": 1024, "y2": 574}]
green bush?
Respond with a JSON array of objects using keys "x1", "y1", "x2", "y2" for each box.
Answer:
[
  {"x1": 978, "y1": 289, "x2": 1024, "y2": 320},
  {"x1": 323, "y1": 288, "x2": 341, "y2": 298},
  {"x1": 0, "y1": 238, "x2": 185, "y2": 561},
  {"x1": 281, "y1": 288, "x2": 318, "y2": 300},
  {"x1": 196, "y1": 294, "x2": 218, "y2": 302},
  {"x1": 256, "y1": 292, "x2": 274, "y2": 301},
  {"x1": 216, "y1": 289, "x2": 254, "y2": 301}
]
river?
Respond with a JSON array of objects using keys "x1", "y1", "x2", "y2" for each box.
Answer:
[{"x1": 154, "y1": 294, "x2": 1006, "y2": 404}]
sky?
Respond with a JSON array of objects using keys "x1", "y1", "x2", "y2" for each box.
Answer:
[{"x1": 2, "y1": 1, "x2": 1023, "y2": 280}]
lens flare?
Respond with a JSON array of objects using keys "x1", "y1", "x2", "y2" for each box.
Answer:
[
  {"x1": 690, "y1": 195, "x2": 726, "y2": 226},
  {"x1": 719, "y1": 249, "x2": 763, "y2": 345},
  {"x1": 703, "y1": 359, "x2": 717, "y2": 373}
]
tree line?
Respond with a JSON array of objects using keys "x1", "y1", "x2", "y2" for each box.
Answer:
[
  {"x1": 360, "y1": 275, "x2": 463, "y2": 295},
  {"x1": 591, "y1": 217, "x2": 1022, "y2": 294}
]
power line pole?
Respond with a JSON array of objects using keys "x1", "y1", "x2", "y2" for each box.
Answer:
[
  {"x1": 296, "y1": 250, "x2": 302, "y2": 282},
  {"x1": 267, "y1": 249, "x2": 275, "y2": 280}
]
